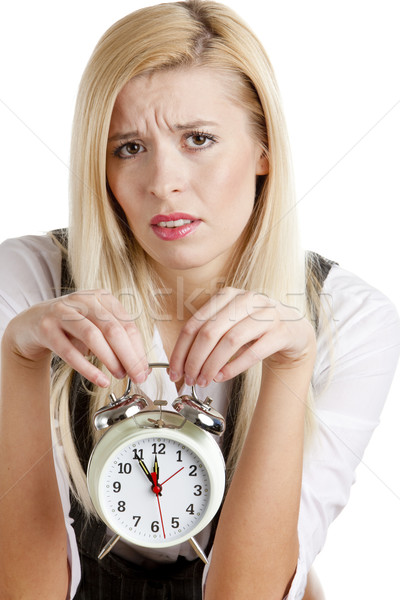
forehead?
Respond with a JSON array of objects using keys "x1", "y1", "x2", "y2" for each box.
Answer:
[{"x1": 109, "y1": 67, "x2": 249, "y2": 135}]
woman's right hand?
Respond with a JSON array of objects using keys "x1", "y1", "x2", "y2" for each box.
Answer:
[{"x1": 4, "y1": 289, "x2": 150, "y2": 387}]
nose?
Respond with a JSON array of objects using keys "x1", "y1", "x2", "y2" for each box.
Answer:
[{"x1": 147, "y1": 149, "x2": 186, "y2": 200}]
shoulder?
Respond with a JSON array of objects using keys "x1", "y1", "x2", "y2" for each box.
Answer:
[
  {"x1": 321, "y1": 262, "x2": 400, "y2": 333},
  {"x1": 0, "y1": 233, "x2": 62, "y2": 261},
  {"x1": 314, "y1": 261, "x2": 400, "y2": 400},
  {"x1": 0, "y1": 233, "x2": 62, "y2": 321}
]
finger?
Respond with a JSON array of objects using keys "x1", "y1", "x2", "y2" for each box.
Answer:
[
  {"x1": 51, "y1": 329, "x2": 111, "y2": 387},
  {"x1": 194, "y1": 315, "x2": 276, "y2": 386},
  {"x1": 67, "y1": 336, "x2": 89, "y2": 356},
  {"x1": 169, "y1": 288, "x2": 248, "y2": 381},
  {"x1": 94, "y1": 293, "x2": 150, "y2": 381},
  {"x1": 175, "y1": 293, "x2": 276, "y2": 384},
  {"x1": 61, "y1": 291, "x2": 149, "y2": 382},
  {"x1": 213, "y1": 329, "x2": 288, "y2": 382}
]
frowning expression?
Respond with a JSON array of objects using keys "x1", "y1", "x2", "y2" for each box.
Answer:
[{"x1": 106, "y1": 67, "x2": 268, "y2": 278}]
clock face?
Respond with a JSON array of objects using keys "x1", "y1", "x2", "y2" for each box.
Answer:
[{"x1": 98, "y1": 434, "x2": 213, "y2": 546}]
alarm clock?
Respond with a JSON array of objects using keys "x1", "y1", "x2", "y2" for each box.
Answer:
[{"x1": 87, "y1": 363, "x2": 226, "y2": 563}]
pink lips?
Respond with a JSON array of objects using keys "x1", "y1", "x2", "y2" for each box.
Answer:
[{"x1": 150, "y1": 212, "x2": 201, "y2": 241}]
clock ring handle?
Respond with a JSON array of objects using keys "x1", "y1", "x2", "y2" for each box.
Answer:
[
  {"x1": 123, "y1": 362, "x2": 217, "y2": 403},
  {"x1": 121, "y1": 362, "x2": 170, "y2": 398},
  {"x1": 121, "y1": 363, "x2": 226, "y2": 436}
]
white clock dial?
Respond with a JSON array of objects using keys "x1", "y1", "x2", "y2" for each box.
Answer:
[{"x1": 102, "y1": 437, "x2": 211, "y2": 545}]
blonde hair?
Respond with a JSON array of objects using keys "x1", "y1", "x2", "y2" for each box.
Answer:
[{"x1": 51, "y1": 0, "x2": 334, "y2": 514}]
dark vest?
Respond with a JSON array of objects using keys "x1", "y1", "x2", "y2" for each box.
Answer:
[{"x1": 51, "y1": 229, "x2": 336, "y2": 599}]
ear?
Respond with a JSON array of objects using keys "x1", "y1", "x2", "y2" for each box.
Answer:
[{"x1": 256, "y1": 149, "x2": 269, "y2": 175}]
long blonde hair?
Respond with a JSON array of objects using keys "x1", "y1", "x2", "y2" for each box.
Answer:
[{"x1": 51, "y1": 0, "x2": 333, "y2": 514}]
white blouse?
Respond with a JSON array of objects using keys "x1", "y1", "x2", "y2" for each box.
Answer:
[{"x1": 1, "y1": 234, "x2": 399, "y2": 600}]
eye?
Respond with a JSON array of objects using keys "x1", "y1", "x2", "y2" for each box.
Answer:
[
  {"x1": 185, "y1": 131, "x2": 217, "y2": 150},
  {"x1": 113, "y1": 141, "x2": 144, "y2": 159},
  {"x1": 189, "y1": 134, "x2": 208, "y2": 146}
]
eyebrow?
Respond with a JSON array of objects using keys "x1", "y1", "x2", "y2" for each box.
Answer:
[{"x1": 107, "y1": 121, "x2": 219, "y2": 143}]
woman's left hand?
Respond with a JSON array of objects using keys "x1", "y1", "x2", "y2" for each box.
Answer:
[{"x1": 169, "y1": 287, "x2": 317, "y2": 387}]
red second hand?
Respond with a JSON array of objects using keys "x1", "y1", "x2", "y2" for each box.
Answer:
[
  {"x1": 160, "y1": 467, "x2": 184, "y2": 487},
  {"x1": 156, "y1": 493, "x2": 166, "y2": 539},
  {"x1": 151, "y1": 472, "x2": 166, "y2": 539}
]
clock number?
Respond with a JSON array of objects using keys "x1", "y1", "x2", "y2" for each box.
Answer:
[
  {"x1": 176, "y1": 450, "x2": 183, "y2": 462},
  {"x1": 117, "y1": 501, "x2": 126, "y2": 512},
  {"x1": 193, "y1": 485, "x2": 202, "y2": 496},
  {"x1": 113, "y1": 481, "x2": 121, "y2": 493},
  {"x1": 151, "y1": 520, "x2": 160, "y2": 532},
  {"x1": 186, "y1": 504, "x2": 194, "y2": 515},
  {"x1": 133, "y1": 449, "x2": 143, "y2": 460},
  {"x1": 171, "y1": 517, "x2": 180, "y2": 529},
  {"x1": 132, "y1": 516, "x2": 141, "y2": 527},
  {"x1": 117, "y1": 462, "x2": 132, "y2": 474},
  {"x1": 152, "y1": 443, "x2": 166, "y2": 455},
  {"x1": 189, "y1": 465, "x2": 197, "y2": 477}
]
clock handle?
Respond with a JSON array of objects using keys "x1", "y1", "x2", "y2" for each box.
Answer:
[
  {"x1": 121, "y1": 363, "x2": 226, "y2": 436},
  {"x1": 121, "y1": 362, "x2": 170, "y2": 398}
]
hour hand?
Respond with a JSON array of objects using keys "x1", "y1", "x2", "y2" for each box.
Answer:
[{"x1": 135, "y1": 458, "x2": 153, "y2": 485}]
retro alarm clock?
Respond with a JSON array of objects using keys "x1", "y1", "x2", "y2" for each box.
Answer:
[{"x1": 87, "y1": 363, "x2": 226, "y2": 563}]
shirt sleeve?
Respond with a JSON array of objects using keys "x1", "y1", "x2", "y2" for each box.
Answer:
[
  {"x1": 285, "y1": 265, "x2": 400, "y2": 599},
  {"x1": 0, "y1": 234, "x2": 61, "y2": 337}
]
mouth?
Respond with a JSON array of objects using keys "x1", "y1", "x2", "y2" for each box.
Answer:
[
  {"x1": 156, "y1": 218, "x2": 193, "y2": 228},
  {"x1": 150, "y1": 212, "x2": 201, "y2": 241}
]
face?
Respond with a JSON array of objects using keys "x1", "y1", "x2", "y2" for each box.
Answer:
[{"x1": 106, "y1": 67, "x2": 268, "y2": 280}]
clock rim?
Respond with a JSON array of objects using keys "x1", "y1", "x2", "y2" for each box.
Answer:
[{"x1": 87, "y1": 411, "x2": 225, "y2": 549}]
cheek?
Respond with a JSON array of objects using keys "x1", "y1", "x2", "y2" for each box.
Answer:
[
  {"x1": 201, "y1": 150, "x2": 257, "y2": 215},
  {"x1": 107, "y1": 167, "x2": 136, "y2": 217}
]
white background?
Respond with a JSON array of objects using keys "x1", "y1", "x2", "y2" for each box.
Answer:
[{"x1": 1, "y1": 1, "x2": 399, "y2": 597}]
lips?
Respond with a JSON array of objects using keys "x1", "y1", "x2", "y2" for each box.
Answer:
[
  {"x1": 150, "y1": 212, "x2": 198, "y2": 226},
  {"x1": 150, "y1": 212, "x2": 201, "y2": 241}
]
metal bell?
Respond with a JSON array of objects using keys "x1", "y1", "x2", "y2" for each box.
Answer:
[
  {"x1": 172, "y1": 389, "x2": 225, "y2": 436},
  {"x1": 94, "y1": 377, "x2": 149, "y2": 430}
]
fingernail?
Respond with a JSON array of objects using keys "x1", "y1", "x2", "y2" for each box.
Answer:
[
  {"x1": 213, "y1": 372, "x2": 224, "y2": 383},
  {"x1": 97, "y1": 373, "x2": 110, "y2": 387},
  {"x1": 169, "y1": 370, "x2": 180, "y2": 382},
  {"x1": 197, "y1": 374, "x2": 207, "y2": 387},
  {"x1": 135, "y1": 370, "x2": 147, "y2": 384},
  {"x1": 185, "y1": 375, "x2": 194, "y2": 386}
]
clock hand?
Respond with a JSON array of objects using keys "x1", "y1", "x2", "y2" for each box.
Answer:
[
  {"x1": 151, "y1": 454, "x2": 163, "y2": 496},
  {"x1": 160, "y1": 466, "x2": 184, "y2": 487},
  {"x1": 135, "y1": 457, "x2": 153, "y2": 485},
  {"x1": 151, "y1": 472, "x2": 166, "y2": 539},
  {"x1": 153, "y1": 454, "x2": 159, "y2": 481},
  {"x1": 150, "y1": 471, "x2": 162, "y2": 495}
]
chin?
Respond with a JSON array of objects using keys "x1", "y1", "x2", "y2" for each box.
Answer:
[
  {"x1": 154, "y1": 252, "x2": 216, "y2": 274},
  {"x1": 165, "y1": 257, "x2": 209, "y2": 271}
]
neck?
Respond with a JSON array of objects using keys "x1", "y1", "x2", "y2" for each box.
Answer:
[{"x1": 150, "y1": 261, "x2": 229, "y2": 323}]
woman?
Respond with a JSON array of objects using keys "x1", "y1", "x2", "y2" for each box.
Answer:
[{"x1": 0, "y1": 1, "x2": 399, "y2": 598}]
